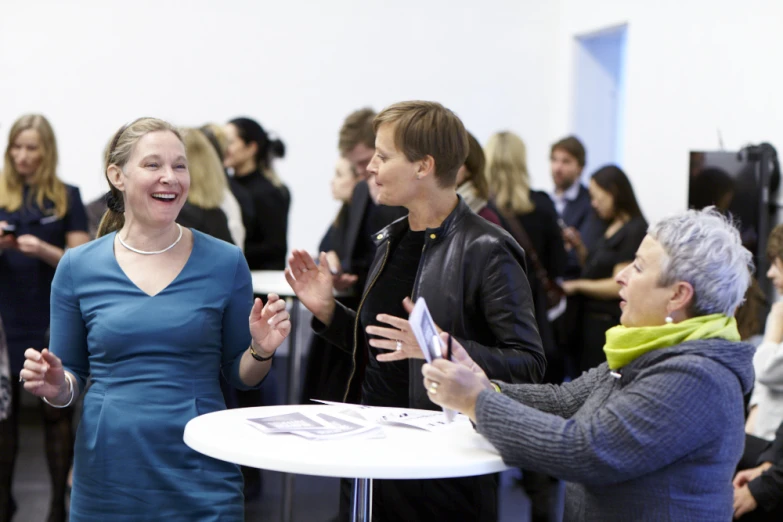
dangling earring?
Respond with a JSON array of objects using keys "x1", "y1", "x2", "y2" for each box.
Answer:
[{"x1": 665, "y1": 315, "x2": 673, "y2": 324}]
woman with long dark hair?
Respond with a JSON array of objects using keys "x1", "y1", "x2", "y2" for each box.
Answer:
[{"x1": 562, "y1": 165, "x2": 647, "y2": 371}]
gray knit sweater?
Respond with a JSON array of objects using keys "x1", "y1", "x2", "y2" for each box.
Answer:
[{"x1": 475, "y1": 339, "x2": 754, "y2": 521}]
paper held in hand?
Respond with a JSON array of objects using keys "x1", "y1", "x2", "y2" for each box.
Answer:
[{"x1": 408, "y1": 297, "x2": 456, "y2": 422}]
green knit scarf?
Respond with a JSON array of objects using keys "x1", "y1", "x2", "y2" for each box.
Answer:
[{"x1": 603, "y1": 313, "x2": 740, "y2": 370}]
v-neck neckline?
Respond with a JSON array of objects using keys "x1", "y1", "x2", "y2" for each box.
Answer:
[{"x1": 110, "y1": 228, "x2": 197, "y2": 297}]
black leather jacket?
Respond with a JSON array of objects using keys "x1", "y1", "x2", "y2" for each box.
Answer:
[{"x1": 314, "y1": 198, "x2": 546, "y2": 408}]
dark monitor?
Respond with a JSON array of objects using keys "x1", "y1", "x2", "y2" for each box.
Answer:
[{"x1": 688, "y1": 146, "x2": 779, "y2": 280}]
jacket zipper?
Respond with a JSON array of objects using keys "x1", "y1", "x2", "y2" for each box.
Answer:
[{"x1": 342, "y1": 240, "x2": 392, "y2": 402}]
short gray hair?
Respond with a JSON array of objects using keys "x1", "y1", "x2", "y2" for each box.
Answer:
[{"x1": 648, "y1": 208, "x2": 753, "y2": 316}]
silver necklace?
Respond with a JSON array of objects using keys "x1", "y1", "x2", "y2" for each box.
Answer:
[{"x1": 118, "y1": 224, "x2": 183, "y2": 255}]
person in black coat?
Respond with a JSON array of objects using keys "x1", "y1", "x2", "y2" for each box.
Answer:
[
  {"x1": 549, "y1": 136, "x2": 604, "y2": 276},
  {"x1": 224, "y1": 117, "x2": 289, "y2": 270},
  {"x1": 562, "y1": 165, "x2": 647, "y2": 372},
  {"x1": 288, "y1": 101, "x2": 544, "y2": 522}
]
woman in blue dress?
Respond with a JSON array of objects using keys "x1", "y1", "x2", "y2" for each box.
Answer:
[
  {"x1": 19, "y1": 117, "x2": 291, "y2": 521},
  {"x1": 0, "y1": 113, "x2": 90, "y2": 521}
]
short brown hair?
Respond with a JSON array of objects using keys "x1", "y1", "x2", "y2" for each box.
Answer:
[
  {"x1": 463, "y1": 132, "x2": 489, "y2": 199},
  {"x1": 767, "y1": 224, "x2": 783, "y2": 262},
  {"x1": 338, "y1": 108, "x2": 376, "y2": 156},
  {"x1": 373, "y1": 101, "x2": 468, "y2": 187},
  {"x1": 550, "y1": 135, "x2": 586, "y2": 167}
]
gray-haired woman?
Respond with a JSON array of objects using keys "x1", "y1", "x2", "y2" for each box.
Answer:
[{"x1": 422, "y1": 208, "x2": 754, "y2": 521}]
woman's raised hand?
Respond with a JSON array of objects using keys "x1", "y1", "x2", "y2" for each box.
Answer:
[
  {"x1": 284, "y1": 250, "x2": 336, "y2": 325},
  {"x1": 249, "y1": 294, "x2": 291, "y2": 356}
]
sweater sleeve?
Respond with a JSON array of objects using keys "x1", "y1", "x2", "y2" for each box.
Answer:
[
  {"x1": 475, "y1": 357, "x2": 731, "y2": 486},
  {"x1": 496, "y1": 365, "x2": 602, "y2": 418},
  {"x1": 754, "y1": 341, "x2": 783, "y2": 391}
]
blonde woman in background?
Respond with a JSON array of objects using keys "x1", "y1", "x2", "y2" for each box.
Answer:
[
  {"x1": 483, "y1": 131, "x2": 568, "y2": 522},
  {"x1": 0, "y1": 114, "x2": 89, "y2": 521},
  {"x1": 177, "y1": 128, "x2": 236, "y2": 245},
  {"x1": 485, "y1": 131, "x2": 567, "y2": 380},
  {"x1": 200, "y1": 123, "x2": 251, "y2": 251}
]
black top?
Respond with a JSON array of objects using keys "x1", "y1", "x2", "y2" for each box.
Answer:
[
  {"x1": 516, "y1": 190, "x2": 567, "y2": 281},
  {"x1": 226, "y1": 174, "x2": 256, "y2": 240},
  {"x1": 232, "y1": 170, "x2": 290, "y2": 270},
  {"x1": 176, "y1": 203, "x2": 233, "y2": 245},
  {"x1": 359, "y1": 228, "x2": 425, "y2": 407},
  {"x1": 582, "y1": 215, "x2": 648, "y2": 315},
  {"x1": 749, "y1": 420, "x2": 783, "y2": 511},
  {"x1": 0, "y1": 184, "x2": 88, "y2": 373}
]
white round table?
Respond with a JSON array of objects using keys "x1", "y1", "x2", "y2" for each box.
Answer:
[{"x1": 184, "y1": 404, "x2": 509, "y2": 521}]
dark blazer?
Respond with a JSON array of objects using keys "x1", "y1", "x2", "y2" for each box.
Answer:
[
  {"x1": 314, "y1": 197, "x2": 546, "y2": 407},
  {"x1": 749, "y1": 420, "x2": 783, "y2": 514},
  {"x1": 560, "y1": 184, "x2": 604, "y2": 279}
]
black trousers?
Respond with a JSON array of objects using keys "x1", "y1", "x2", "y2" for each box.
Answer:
[
  {"x1": 0, "y1": 376, "x2": 73, "y2": 522},
  {"x1": 337, "y1": 474, "x2": 498, "y2": 522}
]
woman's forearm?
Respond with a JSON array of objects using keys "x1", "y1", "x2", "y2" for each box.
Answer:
[
  {"x1": 47, "y1": 370, "x2": 81, "y2": 406},
  {"x1": 237, "y1": 347, "x2": 273, "y2": 387}
]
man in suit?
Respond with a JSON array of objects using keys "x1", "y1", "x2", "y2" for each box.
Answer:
[
  {"x1": 331, "y1": 108, "x2": 407, "y2": 292},
  {"x1": 549, "y1": 135, "x2": 601, "y2": 279}
]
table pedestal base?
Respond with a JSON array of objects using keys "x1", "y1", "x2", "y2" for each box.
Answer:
[{"x1": 351, "y1": 477, "x2": 373, "y2": 522}]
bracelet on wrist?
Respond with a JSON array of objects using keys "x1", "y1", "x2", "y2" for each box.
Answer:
[
  {"x1": 43, "y1": 374, "x2": 75, "y2": 409},
  {"x1": 490, "y1": 382, "x2": 502, "y2": 393},
  {"x1": 249, "y1": 343, "x2": 275, "y2": 362}
]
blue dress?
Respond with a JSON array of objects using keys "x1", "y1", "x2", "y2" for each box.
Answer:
[{"x1": 50, "y1": 230, "x2": 255, "y2": 521}]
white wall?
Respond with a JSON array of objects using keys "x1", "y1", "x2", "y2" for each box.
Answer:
[
  {"x1": 0, "y1": 0, "x2": 559, "y2": 252},
  {"x1": 552, "y1": 0, "x2": 783, "y2": 225}
]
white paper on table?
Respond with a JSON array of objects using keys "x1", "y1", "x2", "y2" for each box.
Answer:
[
  {"x1": 247, "y1": 410, "x2": 386, "y2": 440},
  {"x1": 310, "y1": 400, "x2": 469, "y2": 432}
]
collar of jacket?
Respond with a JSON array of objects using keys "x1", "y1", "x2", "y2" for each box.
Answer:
[{"x1": 371, "y1": 195, "x2": 469, "y2": 246}]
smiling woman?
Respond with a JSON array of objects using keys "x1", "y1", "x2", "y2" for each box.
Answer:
[{"x1": 18, "y1": 117, "x2": 292, "y2": 521}]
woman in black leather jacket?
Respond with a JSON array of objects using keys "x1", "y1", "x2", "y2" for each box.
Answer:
[{"x1": 286, "y1": 101, "x2": 545, "y2": 522}]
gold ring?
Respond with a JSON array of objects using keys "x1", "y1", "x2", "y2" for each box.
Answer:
[{"x1": 429, "y1": 382, "x2": 439, "y2": 394}]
